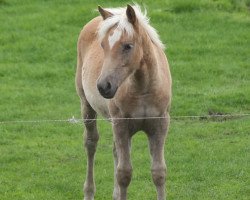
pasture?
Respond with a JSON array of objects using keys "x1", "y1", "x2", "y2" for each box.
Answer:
[{"x1": 0, "y1": 0, "x2": 249, "y2": 199}]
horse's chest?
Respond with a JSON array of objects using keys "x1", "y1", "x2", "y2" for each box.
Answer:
[
  {"x1": 133, "y1": 104, "x2": 160, "y2": 118},
  {"x1": 124, "y1": 98, "x2": 161, "y2": 118}
]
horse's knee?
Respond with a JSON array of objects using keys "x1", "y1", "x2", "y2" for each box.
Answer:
[
  {"x1": 151, "y1": 166, "x2": 166, "y2": 186},
  {"x1": 84, "y1": 131, "x2": 99, "y2": 156},
  {"x1": 116, "y1": 166, "x2": 132, "y2": 187},
  {"x1": 85, "y1": 137, "x2": 98, "y2": 151}
]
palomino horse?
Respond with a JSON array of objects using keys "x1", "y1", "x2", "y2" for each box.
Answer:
[{"x1": 75, "y1": 4, "x2": 172, "y2": 200}]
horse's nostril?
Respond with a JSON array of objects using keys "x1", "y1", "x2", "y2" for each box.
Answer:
[
  {"x1": 97, "y1": 81, "x2": 112, "y2": 96},
  {"x1": 97, "y1": 80, "x2": 117, "y2": 99},
  {"x1": 106, "y1": 82, "x2": 111, "y2": 90}
]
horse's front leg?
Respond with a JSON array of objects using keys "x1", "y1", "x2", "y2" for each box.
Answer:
[
  {"x1": 82, "y1": 102, "x2": 99, "y2": 200},
  {"x1": 112, "y1": 120, "x2": 132, "y2": 200},
  {"x1": 146, "y1": 115, "x2": 170, "y2": 200}
]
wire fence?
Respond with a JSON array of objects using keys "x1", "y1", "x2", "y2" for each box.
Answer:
[{"x1": 0, "y1": 113, "x2": 249, "y2": 125}]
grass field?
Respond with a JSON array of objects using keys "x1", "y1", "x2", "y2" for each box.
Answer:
[{"x1": 0, "y1": 0, "x2": 250, "y2": 199}]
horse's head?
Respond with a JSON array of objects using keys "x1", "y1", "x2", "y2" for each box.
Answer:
[{"x1": 97, "y1": 5, "x2": 143, "y2": 99}]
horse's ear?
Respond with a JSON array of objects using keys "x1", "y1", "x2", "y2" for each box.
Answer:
[
  {"x1": 98, "y1": 6, "x2": 113, "y2": 20},
  {"x1": 126, "y1": 4, "x2": 137, "y2": 25}
]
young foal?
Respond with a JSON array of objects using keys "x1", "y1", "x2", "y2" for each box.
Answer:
[{"x1": 75, "y1": 5, "x2": 172, "y2": 200}]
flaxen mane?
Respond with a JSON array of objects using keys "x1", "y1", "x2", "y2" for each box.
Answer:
[{"x1": 98, "y1": 5, "x2": 165, "y2": 49}]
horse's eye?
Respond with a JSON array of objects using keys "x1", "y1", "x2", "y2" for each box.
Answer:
[
  {"x1": 101, "y1": 42, "x2": 104, "y2": 49},
  {"x1": 123, "y1": 44, "x2": 133, "y2": 52}
]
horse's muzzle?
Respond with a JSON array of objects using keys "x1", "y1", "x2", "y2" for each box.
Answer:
[{"x1": 97, "y1": 81, "x2": 118, "y2": 99}]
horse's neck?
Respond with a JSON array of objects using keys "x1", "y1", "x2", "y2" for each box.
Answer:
[{"x1": 130, "y1": 39, "x2": 159, "y2": 94}]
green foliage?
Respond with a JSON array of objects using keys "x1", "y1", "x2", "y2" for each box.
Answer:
[{"x1": 0, "y1": 0, "x2": 249, "y2": 199}]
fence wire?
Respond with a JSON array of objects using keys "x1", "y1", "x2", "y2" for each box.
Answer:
[{"x1": 0, "y1": 113, "x2": 249, "y2": 125}]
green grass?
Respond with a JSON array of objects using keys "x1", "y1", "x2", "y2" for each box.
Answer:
[{"x1": 0, "y1": 0, "x2": 250, "y2": 199}]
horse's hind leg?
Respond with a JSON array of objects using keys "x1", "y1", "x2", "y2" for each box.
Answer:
[
  {"x1": 146, "y1": 116, "x2": 169, "y2": 200},
  {"x1": 81, "y1": 99, "x2": 99, "y2": 200}
]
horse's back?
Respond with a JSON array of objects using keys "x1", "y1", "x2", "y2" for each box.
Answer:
[
  {"x1": 77, "y1": 16, "x2": 102, "y2": 58},
  {"x1": 155, "y1": 47, "x2": 172, "y2": 94}
]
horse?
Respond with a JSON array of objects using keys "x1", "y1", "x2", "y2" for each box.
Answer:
[{"x1": 75, "y1": 4, "x2": 172, "y2": 200}]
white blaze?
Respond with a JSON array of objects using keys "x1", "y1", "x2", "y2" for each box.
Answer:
[{"x1": 108, "y1": 29, "x2": 122, "y2": 49}]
